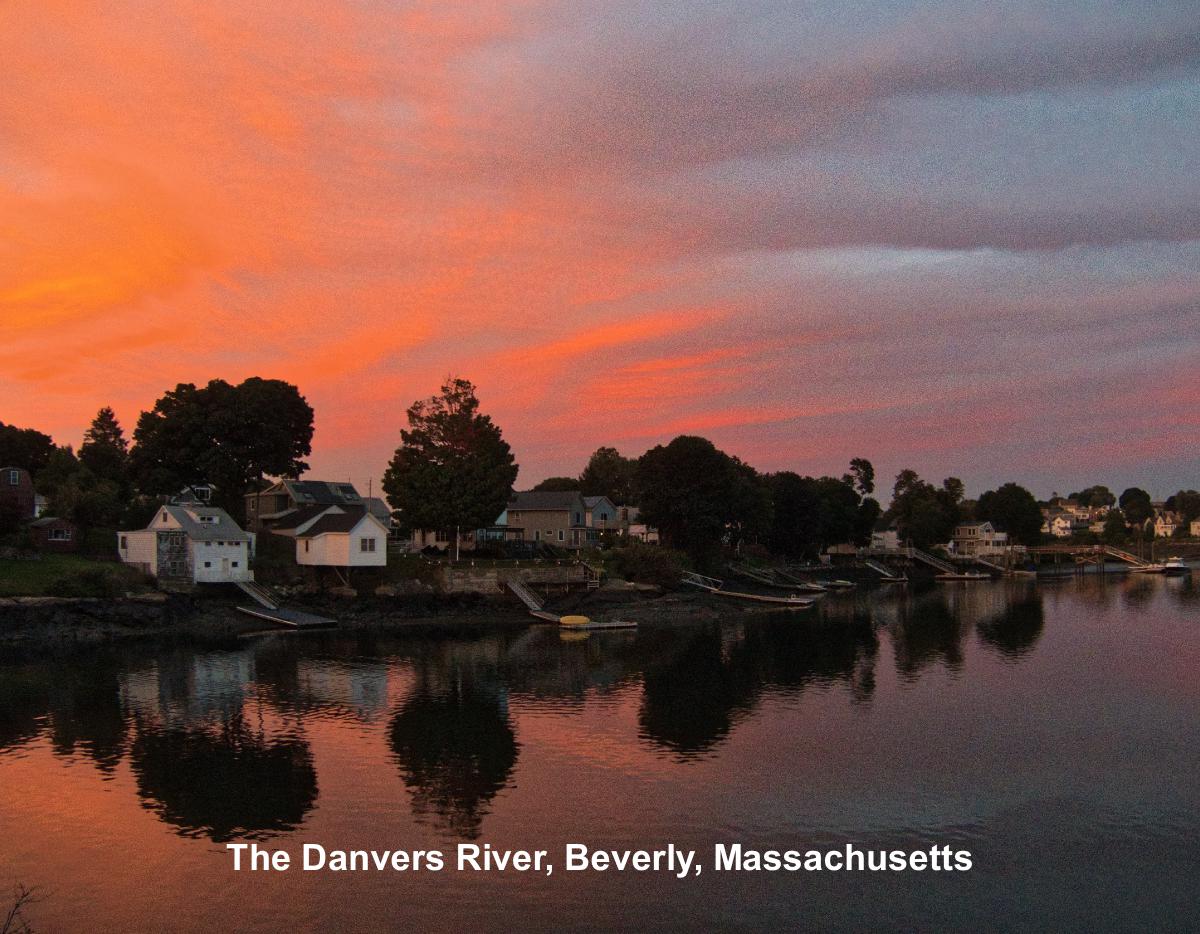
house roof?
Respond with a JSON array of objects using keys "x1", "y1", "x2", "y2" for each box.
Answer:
[
  {"x1": 29, "y1": 516, "x2": 72, "y2": 528},
  {"x1": 298, "y1": 507, "x2": 386, "y2": 538},
  {"x1": 159, "y1": 504, "x2": 251, "y2": 541},
  {"x1": 508, "y1": 490, "x2": 583, "y2": 511},
  {"x1": 284, "y1": 480, "x2": 362, "y2": 506},
  {"x1": 268, "y1": 504, "x2": 333, "y2": 532},
  {"x1": 583, "y1": 495, "x2": 615, "y2": 509},
  {"x1": 364, "y1": 496, "x2": 392, "y2": 521}
]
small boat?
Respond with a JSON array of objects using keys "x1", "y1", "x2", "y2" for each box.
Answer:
[
  {"x1": 1162, "y1": 557, "x2": 1190, "y2": 576},
  {"x1": 878, "y1": 574, "x2": 908, "y2": 584},
  {"x1": 816, "y1": 579, "x2": 856, "y2": 590},
  {"x1": 936, "y1": 571, "x2": 990, "y2": 582},
  {"x1": 559, "y1": 614, "x2": 638, "y2": 631}
]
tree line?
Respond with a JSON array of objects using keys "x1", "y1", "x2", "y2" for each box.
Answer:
[{"x1": 3, "y1": 375, "x2": 1195, "y2": 563}]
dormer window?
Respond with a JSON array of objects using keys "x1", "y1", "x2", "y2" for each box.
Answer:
[
  {"x1": 161, "y1": 511, "x2": 169, "y2": 523},
  {"x1": 7, "y1": 470, "x2": 18, "y2": 486}
]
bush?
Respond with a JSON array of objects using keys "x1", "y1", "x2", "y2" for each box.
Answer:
[
  {"x1": 608, "y1": 542, "x2": 687, "y2": 589},
  {"x1": 46, "y1": 566, "x2": 127, "y2": 598}
]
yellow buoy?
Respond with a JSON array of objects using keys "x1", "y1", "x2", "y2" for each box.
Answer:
[{"x1": 559, "y1": 615, "x2": 591, "y2": 627}]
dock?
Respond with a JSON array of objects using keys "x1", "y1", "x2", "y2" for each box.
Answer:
[
  {"x1": 235, "y1": 606, "x2": 337, "y2": 628},
  {"x1": 505, "y1": 577, "x2": 637, "y2": 629},
  {"x1": 681, "y1": 572, "x2": 815, "y2": 608}
]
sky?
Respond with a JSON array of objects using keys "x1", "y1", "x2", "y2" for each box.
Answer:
[{"x1": 2, "y1": 0, "x2": 1198, "y2": 500}]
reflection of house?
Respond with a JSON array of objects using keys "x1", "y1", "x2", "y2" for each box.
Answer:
[
  {"x1": 29, "y1": 516, "x2": 78, "y2": 552},
  {"x1": 1, "y1": 466, "x2": 36, "y2": 520},
  {"x1": 118, "y1": 505, "x2": 255, "y2": 584},
  {"x1": 269, "y1": 505, "x2": 388, "y2": 568},
  {"x1": 952, "y1": 522, "x2": 1009, "y2": 556}
]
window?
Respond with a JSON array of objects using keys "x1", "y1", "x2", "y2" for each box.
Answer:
[
  {"x1": 231, "y1": 561, "x2": 239, "y2": 568},
  {"x1": 557, "y1": 530, "x2": 564, "y2": 542},
  {"x1": 204, "y1": 561, "x2": 211, "y2": 568},
  {"x1": 304, "y1": 540, "x2": 310, "y2": 552},
  {"x1": 435, "y1": 530, "x2": 449, "y2": 543},
  {"x1": 48, "y1": 528, "x2": 72, "y2": 541},
  {"x1": 360, "y1": 537, "x2": 376, "y2": 553},
  {"x1": 161, "y1": 511, "x2": 169, "y2": 524},
  {"x1": 205, "y1": 541, "x2": 212, "y2": 547},
  {"x1": 7, "y1": 469, "x2": 18, "y2": 486},
  {"x1": 120, "y1": 536, "x2": 128, "y2": 549},
  {"x1": 574, "y1": 512, "x2": 582, "y2": 524}
]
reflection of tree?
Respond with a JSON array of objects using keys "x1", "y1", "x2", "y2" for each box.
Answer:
[
  {"x1": 48, "y1": 657, "x2": 128, "y2": 772},
  {"x1": 891, "y1": 594, "x2": 967, "y2": 679},
  {"x1": 389, "y1": 684, "x2": 518, "y2": 839},
  {"x1": 0, "y1": 666, "x2": 48, "y2": 753},
  {"x1": 976, "y1": 596, "x2": 1045, "y2": 659},
  {"x1": 639, "y1": 625, "x2": 759, "y2": 757},
  {"x1": 131, "y1": 713, "x2": 317, "y2": 841}
]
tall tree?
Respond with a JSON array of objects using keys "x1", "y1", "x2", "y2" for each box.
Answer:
[
  {"x1": 532, "y1": 476, "x2": 579, "y2": 492},
  {"x1": 79, "y1": 407, "x2": 130, "y2": 488},
  {"x1": 976, "y1": 482, "x2": 1044, "y2": 546},
  {"x1": 131, "y1": 378, "x2": 313, "y2": 515},
  {"x1": 844, "y1": 457, "x2": 875, "y2": 496},
  {"x1": 1069, "y1": 485, "x2": 1115, "y2": 508},
  {"x1": 1102, "y1": 509, "x2": 1128, "y2": 544},
  {"x1": 382, "y1": 378, "x2": 518, "y2": 560},
  {"x1": 1118, "y1": 487, "x2": 1153, "y2": 527},
  {"x1": 0, "y1": 421, "x2": 55, "y2": 474},
  {"x1": 1165, "y1": 490, "x2": 1200, "y2": 524},
  {"x1": 887, "y1": 469, "x2": 960, "y2": 550},
  {"x1": 579, "y1": 446, "x2": 638, "y2": 505},
  {"x1": 635, "y1": 436, "x2": 761, "y2": 568}
]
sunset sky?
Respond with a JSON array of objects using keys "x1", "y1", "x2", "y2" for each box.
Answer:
[{"x1": 2, "y1": 0, "x2": 1198, "y2": 498}]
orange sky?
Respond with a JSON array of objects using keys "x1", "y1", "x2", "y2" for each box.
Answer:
[{"x1": 2, "y1": 1, "x2": 1198, "y2": 496}]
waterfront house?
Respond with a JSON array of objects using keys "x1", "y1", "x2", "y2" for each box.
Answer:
[
  {"x1": 29, "y1": 516, "x2": 78, "y2": 553},
  {"x1": 871, "y1": 519, "x2": 902, "y2": 551},
  {"x1": 583, "y1": 495, "x2": 618, "y2": 530},
  {"x1": 505, "y1": 490, "x2": 598, "y2": 548},
  {"x1": 1153, "y1": 512, "x2": 1180, "y2": 538},
  {"x1": 0, "y1": 466, "x2": 37, "y2": 520},
  {"x1": 952, "y1": 521, "x2": 1009, "y2": 557},
  {"x1": 118, "y1": 505, "x2": 255, "y2": 585},
  {"x1": 268, "y1": 504, "x2": 389, "y2": 568},
  {"x1": 245, "y1": 478, "x2": 388, "y2": 531}
]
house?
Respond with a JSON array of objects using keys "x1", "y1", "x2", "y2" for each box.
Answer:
[
  {"x1": 118, "y1": 505, "x2": 255, "y2": 584},
  {"x1": 1191, "y1": 520, "x2": 1200, "y2": 538},
  {"x1": 245, "y1": 478, "x2": 385, "y2": 531},
  {"x1": 171, "y1": 483, "x2": 217, "y2": 506},
  {"x1": 619, "y1": 506, "x2": 660, "y2": 544},
  {"x1": 504, "y1": 490, "x2": 600, "y2": 548},
  {"x1": 0, "y1": 466, "x2": 36, "y2": 520},
  {"x1": 267, "y1": 504, "x2": 388, "y2": 568},
  {"x1": 1047, "y1": 515, "x2": 1075, "y2": 538},
  {"x1": 1153, "y1": 512, "x2": 1179, "y2": 538},
  {"x1": 29, "y1": 516, "x2": 78, "y2": 552},
  {"x1": 871, "y1": 518, "x2": 902, "y2": 551},
  {"x1": 952, "y1": 521, "x2": 1009, "y2": 557},
  {"x1": 583, "y1": 496, "x2": 618, "y2": 530}
]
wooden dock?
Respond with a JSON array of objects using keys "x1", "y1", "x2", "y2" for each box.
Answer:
[
  {"x1": 681, "y1": 572, "x2": 815, "y2": 608},
  {"x1": 236, "y1": 606, "x2": 337, "y2": 628}
]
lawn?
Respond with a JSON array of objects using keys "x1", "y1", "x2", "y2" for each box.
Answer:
[{"x1": 0, "y1": 554, "x2": 153, "y2": 597}]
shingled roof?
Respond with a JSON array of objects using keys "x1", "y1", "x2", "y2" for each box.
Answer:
[
  {"x1": 508, "y1": 490, "x2": 584, "y2": 511},
  {"x1": 161, "y1": 505, "x2": 251, "y2": 541}
]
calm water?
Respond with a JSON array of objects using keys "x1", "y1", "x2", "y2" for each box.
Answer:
[{"x1": 2, "y1": 577, "x2": 1198, "y2": 932}]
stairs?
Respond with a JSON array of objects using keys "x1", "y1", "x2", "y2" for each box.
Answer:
[
  {"x1": 907, "y1": 547, "x2": 956, "y2": 574},
  {"x1": 578, "y1": 561, "x2": 603, "y2": 589},
  {"x1": 863, "y1": 558, "x2": 898, "y2": 578},
  {"x1": 505, "y1": 577, "x2": 546, "y2": 611},
  {"x1": 1102, "y1": 546, "x2": 1150, "y2": 567},
  {"x1": 236, "y1": 580, "x2": 279, "y2": 610}
]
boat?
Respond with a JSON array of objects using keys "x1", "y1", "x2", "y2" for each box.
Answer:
[
  {"x1": 935, "y1": 571, "x2": 990, "y2": 582},
  {"x1": 1162, "y1": 557, "x2": 1190, "y2": 576},
  {"x1": 1131, "y1": 563, "x2": 1167, "y2": 574},
  {"x1": 816, "y1": 579, "x2": 856, "y2": 590},
  {"x1": 878, "y1": 574, "x2": 908, "y2": 584},
  {"x1": 558, "y1": 615, "x2": 638, "y2": 631}
]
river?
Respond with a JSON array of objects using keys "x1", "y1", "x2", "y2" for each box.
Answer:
[{"x1": 2, "y1": 576, "x2": 1198, "y2": 931}]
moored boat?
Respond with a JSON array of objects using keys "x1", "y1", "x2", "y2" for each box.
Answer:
[
  {"x1": 936, "y1": 571, "x2": 990, "y2": 581},
  {"x1": 1162, "y1": 557, "x2": 1190, "y2": 576}
]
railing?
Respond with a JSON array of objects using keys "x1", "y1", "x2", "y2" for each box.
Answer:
[
  {"x1": 235, "y1": 580, "x2": 279, "y2": 610},
  {"x1": 505, "y1": 578, "x2": 545, "y2": 611},
  {"x1": 906, "y1": 547, "x2": 956, "y2": 573},
  {"x1": 681, "y1": 571, "x2": 723, "y2": 591}
]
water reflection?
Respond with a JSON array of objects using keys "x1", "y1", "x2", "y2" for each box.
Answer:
[
  {"x1": 389, "y1": 682, "x2": 518, "y2": 839},
  {"x1": 130, "y1": 712, "x2": 318, "y2": 841},
  {"x1": 5, "y1": 576, "x2": 1196, "y2": 851}
]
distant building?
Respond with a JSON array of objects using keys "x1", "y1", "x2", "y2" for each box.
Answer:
[
  {"x1": 1153, "y1": 512, "x2": 1180, "y2": 538},
  {"x1": 505, "y1": 490, "x2": 599, "y2": 548},
  {"x1": 29, "y1": 516, "x2": 77, "y2": 553},
  {"x1": 952, "y1": 521, "x2": 1009, "y2": 557},
  {"x1": 0, "y1": 466, "x2": 36, "y2": 520},
  {"x1": 268, "y1": 504, "x2": 389, "y2": 568},
  {"x1": 118, "y1": 505, "x2": 255, "y2": 584},
  {"x1": 245, "y1": 479, "x2": 388, "y2": 531},
  {"x1": 1191, "y1": 520, "x2": 1200, "y2": 538}
]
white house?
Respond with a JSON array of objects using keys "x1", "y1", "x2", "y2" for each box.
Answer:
[
  {"x1": 118, "y1": 505, "x2": 255, "y2": 584},
  {"x1": 952, "y1": 521, "x2": 1009, "y2": 557},
  {"x1": 1154, "y1": 512, "x2": 1179, "y2": 538},
  {"x1": 269, "y1": 504, "x2": 388, "y2": 568}
]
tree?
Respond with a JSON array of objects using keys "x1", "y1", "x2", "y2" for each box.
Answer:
[
  {"x1": 131, "y1": 378, "x2": 314, "y2": 516},
  {"x1": 79, "y1": 407, "x2": 130, "y2": 488},
  {"x1": 887, "y1": 469, "x2": 960, "y2": 550},
  {"x1": 382, "y1": 378, "x2": 518, "y2": 560},
  {"x1": 843, "y1": 457, "x2": 875, "y2": 496},
  {"x1": 635, "y1": 436, "x2": 762, "y2": 569},
  {"x1": 976, "y1": 482, "x2": 1044, "y2": 546},
  {"x1": 532, "y1": 476, "x2": 579, "y2": 492},
  {"x1": 1069, "y1": 485, "x2": 1115, "y2": 508},
  {"x1": 1165, "y1": 490, "x2": 1200, "y2": 525},
  {"x1": 579, "y1": 446, "x2": 638, "y2": 505},
  {"x1": 1118, "y1": 487, "x2": 1153, "y2": 527},
  {"x1": 0, "y1": 422, "x2": 55, "y2": 475}
]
